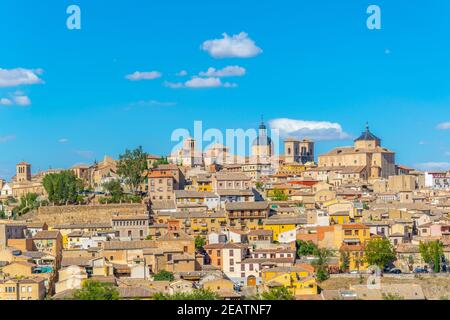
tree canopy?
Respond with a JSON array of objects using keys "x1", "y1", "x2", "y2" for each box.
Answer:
[
  {"x1": 117, "y1": 146, "x2": 148, "y2": 194},
  {"x1": 296, "y1": 240, "x2": 318, "y2": 257},
  {"x1": 312, "y1": 247, "x2": 333, "y2": 282},
  {"x1": 102, "y1": 179, "x2": 124, "y2": 202},
  {"x1": 42, "y1": 171, "x2": 83, "y2": 205},
  {"x1": 195, "y1": 235, "x2": 206, "y2": 249},
  {"x1": 419, "y1": 240, "x2": 444, "y2": 273},
  {"x1": 153, "y1": 270, "x2": 174, "y2": 281},
  {"x1": 271, "y1": 189, "x2": 288, "y2": 201},
  {"x1": 71, "y1": 280, "x2": 119, "y2": 300},
  {"x1": 153, "y1": 289, "x2": 219, "y2": 300},
  {"x1": 364, "y1": 238, "x2": 396, "y2": 268}
]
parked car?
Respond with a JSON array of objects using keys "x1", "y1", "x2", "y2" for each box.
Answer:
[
  {"x1": 413, "y1": 267, "x2": 428, "y2": 273},
  {"x1": 388, "y1": 268, "x2": 402, "y2": 274}
]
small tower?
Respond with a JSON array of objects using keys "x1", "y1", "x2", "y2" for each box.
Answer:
[
  {"x1": 284, "y1": 138, "x2": 314, "y2": 164},
  {"x1": 299, "y1": 139, "x2": 315, "y2": 163},
  {"x1": 284, "y1": 138, "x2": 300, "y2": 163},
  {"x1": 252, "y1": 118, "x2": 273, "y2": 161},
  {"x1": 16, "y1": 162, "x2": 31, "y2": 182}
]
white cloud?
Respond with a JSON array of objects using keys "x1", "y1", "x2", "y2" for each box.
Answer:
[
  {"x1": 130, "y1": 100, "x2": 177, "y2": 107},
  {"x1": 415, "y1": 162, "x2": 450, "y2": 171},
  {"x1": 437, "y1": 122, "x2": 450, "y2": 130},
  {"x1": 125, "y1": 71, "x2": 162, "y2": 81},
  {"x1": 13, "y1": 95, "x2": 31, "y2": 106},
  {"x1": 202, "y1": 32, "x2": 263, "y2": 58},
  {"x1": 0, "y1": 98, "x2": 13, "y2": 106},
  {"x1": 199, "y1": 66, "x2": 246, "y2": 77},
  {"x1": 58, "y1": 138, "x2": 69, "y2": 144},
  {"x1": 185, "y1": 77, "x2": 222, "y2": 88},
  {"x1": 165, "y1": 77, "x2": 237, "y2": 89},
  {"x1": 269, "y1": 118, "x2": 351, "y2": 141},
  {"x1": 0, "y1": 135, "x2": 16, "y2": 143},
  {"x1": 176, "y1": 70, "x2": 188, "y2": 77},
  {"x1": 0, "y1": 68, "x2": 44, "y2": 87}
]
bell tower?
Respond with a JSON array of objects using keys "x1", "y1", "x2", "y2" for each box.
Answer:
[{"x1": 16, "y1": 162, "x2": 31, "y2": 182}]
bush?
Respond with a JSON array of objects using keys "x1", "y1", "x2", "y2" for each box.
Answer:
[{"x1": 153, "y1": 270, "x2": 174, "y2": 282}]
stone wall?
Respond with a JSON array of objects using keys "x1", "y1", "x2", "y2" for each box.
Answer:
[{"x1": 18, "y1": 203, "x2": 147, "y2": 226}]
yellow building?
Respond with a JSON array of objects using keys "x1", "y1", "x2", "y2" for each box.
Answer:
[
  {"x1": 262, "y1": 266, "x2": 317, "y2": 296},
  {"x1": 169, "y1": 211, "x2": 227, "y2": 235},
  {"x1": 329, "y1": 212, "x2": 351, "y2": 225},
  {"x1": 263, "y1": 219, "x2": 299, "y2": 241},
  {"x1": 342, "y1": 224, "x2": 371, "y2": 245},
  {"x1": 340, "y1": 244, "x2": 369, "y2": 271},
  {"x1": 191, "y1": 176, "x2": 213, "y2": 192},
  {"x1": 0, "y1": 277, "x2": 46, "y2": 300}
]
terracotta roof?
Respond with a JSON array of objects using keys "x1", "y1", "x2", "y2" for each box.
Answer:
[
  {"x1": 342, "y1": 223, "x2": 369, "y2": 230},
  {"x1": 225, "y1": 201, "x2": 269, "y2": 211}
]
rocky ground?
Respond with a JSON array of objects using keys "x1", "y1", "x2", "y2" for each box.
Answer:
[{"x1": 320, "y1": 275, "x2": 450, "y2": 300}]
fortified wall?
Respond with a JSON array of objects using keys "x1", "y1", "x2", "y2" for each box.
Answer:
[{"x1": 18, "y1": 203, "x2": 147, "y2": 226}]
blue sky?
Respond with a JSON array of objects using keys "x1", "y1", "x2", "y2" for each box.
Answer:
[{"x1": 1, "y1": 0, "x2": 450, "y2": 179}]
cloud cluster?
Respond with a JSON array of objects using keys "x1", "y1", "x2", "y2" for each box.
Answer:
[
  {"x1": 0, "y1": 92, "x2": 32, "y2": 107},
  {"x1": 202, "y1": 32, "x2": 263, "y2": 58},
  {"x1": 199, "y1": 66, "x2": 246, "y2": 77},
  {"x1": 125, "y1": 71, "x2": 162, "y2": 81},
  {"x1": 0, "y1": 68, "x2": 43, "y2": 87},
  {"x1": 437, "y1": 122, "x2": 450, "y2": 130},
  {"x1": 269, "y1": 118, "x2": 351, "y2": 141},
  {"x1": 176, "y1": 70, "x2": 188, "y2": 77},
  {"x1": 166, "y1": 77, "x2": 237, "y2": 89}
]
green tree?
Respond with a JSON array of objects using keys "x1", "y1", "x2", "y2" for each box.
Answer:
[
  {"x1": 71, "y1": 280, "x2": 119, "y2": 300},
  {"x1": 117, "y1": 146, "x2": 148, "y2": 194},
  {"x1": 340, "y1": 251, "x2": 350, "y2": 272},
  {"x1": 195, "y1": 236, "x2": 206, "y2": 249},
  {"x1": 382, "y1": 293, "x2": 404, "y2": 300},
  {"x1": 153, "y1": 289, "x2": 219, "y2": 300},
  {"x1": 257, "y1": 287, "x2": 294, "y2": 300},
  {"x1": 312, "y1": 248, "x2": 333, "y2": 282},
  {"x1": 102, "y1": 180, "x2": 123, "y2": 203},
  {"x1": 13, "y1": 193, "x2": 40, "y2": 216},
  {"x1": 153, "y1": 270, "x2": 174, "y2": 281},
  {"x1": 419, "y1": 240, "x2": 444, "y2": 273},
  {"x1": 43, "y1": 171, "x2": 83, "y2": 205},
  {"x1": 364, "y1": 238, "x2": 396, "y2": 269},
  {"x1": 152, "y1": 156, "x2": 169, "y2": 168},
  {"x1": 296, "y1": 240, "x2": 318, "y2": 257},
  {"x1": 271, "y1": 189, "x2": 288, "y2": 201}
]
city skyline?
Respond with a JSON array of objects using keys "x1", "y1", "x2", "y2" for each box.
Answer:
[{"x1": 1, "y1": 0, "x2": 450, "y2": 179}]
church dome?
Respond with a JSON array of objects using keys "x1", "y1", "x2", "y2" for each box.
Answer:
[{"x1": 354, "y1": 123, "x2": 380, "y2": 143}]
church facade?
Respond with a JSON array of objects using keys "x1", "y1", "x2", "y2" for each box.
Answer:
[{"x1": 318, "y1": 124, "x2": 396, "y2": 179}]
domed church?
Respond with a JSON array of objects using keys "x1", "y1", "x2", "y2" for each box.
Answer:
[
  {"x1": 318, "y1": 123, "x2": 396, "y2": 179},
  {"x1": 251, "y1": 119, "x2": 273, "y2": 161}
]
